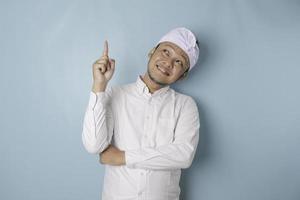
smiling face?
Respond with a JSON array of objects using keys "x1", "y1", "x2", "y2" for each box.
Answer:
[{"x1": 146, "y1": 41, "x2": 190, "y2": 86}]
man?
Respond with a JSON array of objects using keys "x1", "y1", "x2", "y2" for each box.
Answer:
[{"x1": 82, "y1": 27, "x2": 200, "y2": 200}]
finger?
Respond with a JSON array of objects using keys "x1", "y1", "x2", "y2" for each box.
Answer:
[
  {"x1": 109, "y1": 59, "x2": 115, "y2": 71},
  {"x1": 102, "y1": 40, "x2": 108, "y2": 57},
  {"x1": 106, "y1": 59, "x2": 114, "y2": 71},
  {"x1": 95, "y1": 59, "x2": 108, "y2": 65},
  {"x1": 106, "y1": 62, "x2": 111, "y2": 71},
  {"x1": 106, "y1": 59, "x2": 114, "y2": 70}
]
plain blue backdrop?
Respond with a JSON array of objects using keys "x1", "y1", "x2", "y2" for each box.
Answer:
[{"x1": 1, "y1": 0, "x2": 300, "y2": 199}]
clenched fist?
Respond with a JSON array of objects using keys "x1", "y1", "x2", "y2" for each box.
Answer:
[
  {"x1": 99, "y1": 144, "x2": 126, "y2": 166},
  {"x1": 92, "y1": 40, "x2": 115, "y2": 93}
]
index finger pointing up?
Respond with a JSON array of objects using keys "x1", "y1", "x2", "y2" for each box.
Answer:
[{"x1": 102, "y1": 40, "x2": 108, "y2": 57}]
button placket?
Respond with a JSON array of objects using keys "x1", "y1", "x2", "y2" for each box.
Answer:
[
  {"x1": 142, "y1": 97, "x2": 152, "y2": 146},
  {"x1": 138, "y1": 170, "x2": 147, "y2": 199}
]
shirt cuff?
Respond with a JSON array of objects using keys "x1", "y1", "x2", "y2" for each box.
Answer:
[
  {"x1": 88, "y1": 91, "x2": 108, "y2": 110},
  {"x1": 125, "y1": 150, "x2": 137, "y2": 168}
]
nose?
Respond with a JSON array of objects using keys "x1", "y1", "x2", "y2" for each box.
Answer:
[{"x1": 161, "y1": 59, "x2": 172, "y2": 69}]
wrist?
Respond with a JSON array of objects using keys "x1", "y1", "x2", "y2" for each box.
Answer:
[
  {"x1": 119, "y1": 151, "x2": 126, "y2": 165},
  {"x1": 92, "y1": 82, "x2": 107, "y2": 93}
]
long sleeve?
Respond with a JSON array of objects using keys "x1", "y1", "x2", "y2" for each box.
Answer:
[
  {"x1": 125, "y1": 96, "x2": 200, "y2": 170},
  {"x1": 81, "y1": 86, "x2": 114, "y2": 154}
]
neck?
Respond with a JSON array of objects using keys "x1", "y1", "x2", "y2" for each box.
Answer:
[{"x1": 141, "y1": 72, "x2": 164, "y2": 94}]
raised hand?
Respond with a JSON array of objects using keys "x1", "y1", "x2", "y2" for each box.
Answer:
[{"x1": 92, "y1": 40, "x2": 115, "y2": 92}]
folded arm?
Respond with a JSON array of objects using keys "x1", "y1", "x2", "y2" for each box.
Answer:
[{"x1": 125, "y1": 96, "x2": 200, "y2": 170}]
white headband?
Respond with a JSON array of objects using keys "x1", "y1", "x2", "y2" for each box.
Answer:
[{"x1": 156, "y1": 27, "x2": 199, "y2": 71}]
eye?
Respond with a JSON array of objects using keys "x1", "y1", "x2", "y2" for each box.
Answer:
[
  {"x1": 162, "y1": 49, "x2": 169, "y2": 56},
  {"x1": 175, "y1": 59, "x2": 183, "y2": 67}
]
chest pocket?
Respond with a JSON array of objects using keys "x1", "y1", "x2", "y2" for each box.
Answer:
[{"x1": 154, "y1": 117, "x2": 175, "y2": 146}]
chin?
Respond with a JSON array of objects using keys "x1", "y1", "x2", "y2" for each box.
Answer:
[{"x1": 149, "y1": 69, "x2": 170, "y2": 86}]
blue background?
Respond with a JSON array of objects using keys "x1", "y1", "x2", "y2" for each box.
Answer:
[{"x1": 1, "y1": 0, "x2": 300, "y2": 199}]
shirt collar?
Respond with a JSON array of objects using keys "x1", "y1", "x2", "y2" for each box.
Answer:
[{"x1": 136, "y1": 75, "x2": 170, "y2": 98}]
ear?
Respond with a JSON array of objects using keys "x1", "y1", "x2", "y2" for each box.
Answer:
[
  {"x1": 176, "y1": 71, "x2": 188, "y2": 82},
  {"x1": 148, "y1": 47, "x2": 156, "y2": 58}
]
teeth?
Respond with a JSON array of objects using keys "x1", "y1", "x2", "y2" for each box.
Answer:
[
  {"x1": 157, "y1": 65, "x2": 169, "y2": 76},
  {"x1": 159, "y1": 66, "x2": 166, "y2": 73}
]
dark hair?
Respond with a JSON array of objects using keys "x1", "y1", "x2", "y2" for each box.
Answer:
[
  {"x1": 155, "y1": 38, "x2": 199, "y2": 53},
  {"x1": 154, "y1": 43, "x2": 160, "y2": 50}
]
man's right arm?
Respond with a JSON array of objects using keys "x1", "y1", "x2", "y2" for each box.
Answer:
[
  {"x1": 81, "y1": 83, "x2": 114, "y2": 154},
  {"x1": 82, "y1": 40, "x2": 116, "y2": 154}
]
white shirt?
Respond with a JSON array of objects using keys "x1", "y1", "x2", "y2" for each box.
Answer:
[{"x1": 82, "y1": 75, "x2": 200, "y2": 200}]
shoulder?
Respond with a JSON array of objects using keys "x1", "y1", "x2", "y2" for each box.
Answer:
[
  {"x1": 170, "y1": 88, "x2": 199, "y2": 114},
  {"x1": 106, "y1": 82, "x2": 135, "y2": 96},
  {"x1": 172, "y1": 89, "x2": 198, "y2": 107}
]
